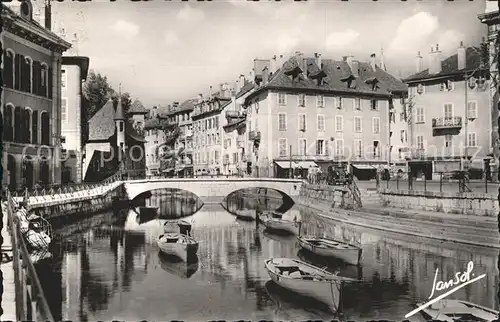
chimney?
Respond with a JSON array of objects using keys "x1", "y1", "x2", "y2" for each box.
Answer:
[
  {"x1": 415, "y1": 51, "x2": 423, "y2": 73},
  {"x1": 457, "y1": 41, "x2": 466, "y2": 70},
  {"x1": 262, "y1": 66, "x2": 269, "y2": 84},
  {"x1": 351, "y1": 61, "x2": 359, "y2": 77},
  {"x1": 428, "y1": 44, "x2": 442, "y2": 74},
  {"x1": 198, "y1": 93, "x2": 203, "y2": 102},
  {"x1": 225, "y1": 82, "x2": 230, "y2": 97},
  {"x1": 370, "y1": 53, "x2": 377, "y2": 72},
  {"x1": 45, "y1": 1, "x2": 52, "y2": 31},
  {"x1": 219, "y1": 83, "x2": 224, "y2": 95},
  {"x1": 346, "y1": 56, "x2": 358, "y2": 77},
  {"x1": 316, "y1": 53, "x2": 322, "y2": 69},
  {"x1": 270, "y1": 55, "x2": 277, "y2": 74},
  {"x1": 239, "y1": 74, "x2": 245, "y2": 88},
  {"x1": 277, "y1": 55, "x2": 285, "y2": 70},
  {"x1": 248, "y1": 69, "x2": 255, "y2": 85},
  {"x1": 209, "y1": 85, "x2": 213, "y2": 97}
]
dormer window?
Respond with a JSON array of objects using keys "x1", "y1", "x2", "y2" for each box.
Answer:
[
  {"x1": 417, "y1": 84, "x2": 425, "y2": 95},
  {"x1": 334, "y1": 97, "x2": 343, "y2": 109},
  {"x1": 440, "y1": 83, "x2": 446, "y2": 91},
  {"x1": 447, "y1": 80, "x2": 454, "y2": 91},
  {"x1": 370, "y1": 99, "x2": 378, "y2": 111},
  {"x1": 468, "y1": 77, "x2": 477, "y2": 90}
]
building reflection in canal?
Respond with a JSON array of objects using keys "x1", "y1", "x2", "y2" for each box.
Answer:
[{"x1": 35, "y1": 188, "x2": 499, "y2": 321}]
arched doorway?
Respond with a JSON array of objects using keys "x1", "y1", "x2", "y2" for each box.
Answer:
[
  {"x1": 7, "y1": 155, "x2": 17, "y2": 191},
  {"x1": 23, "y1": 156, "x2": 34, "y2": 189},
  {"x1": 40, "y1": 160, "x2": 50, "y2": 186}
]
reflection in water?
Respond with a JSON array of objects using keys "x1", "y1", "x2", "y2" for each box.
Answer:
[
  {"x1": 139, "y1": 189, "x2": 204, "y2": 219},
  {"x1": 223, "y1": 189, "x2": 294, "y2": 216},
  {"x1": 35, "y1": 191, "x2": 499, "y2": 321},
  {"x1": 158, "y1": 253, "x2": 199, "y2": 279}
]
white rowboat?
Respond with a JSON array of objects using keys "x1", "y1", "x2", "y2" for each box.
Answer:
[
  {"x1": 264, "y1": 257, "x2": 357, "y2": 312},
  {"x1": 297, "y1": 236, "x2": 362, "y2": 266},
  {"x1": 417, "y1": 299, "x2": 499, "y2": 322},
  {"x1": 157, "y1": 233, "x2": 199, "y2": 262},
  {"x1": 235, "y1": 210, "x2": 257, "y2": 221}
]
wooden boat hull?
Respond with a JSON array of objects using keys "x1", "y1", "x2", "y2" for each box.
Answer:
[
  {"x1": 157, "y1": 234, "x2": 199, "y2": 262},
  {"x1": 417, "y1": 299, "x2": 499, "y2": 322},
  {"x1": 236, "y1": 210, "x2": 256, "y2": 221},
  {"x1": 264, "y1": 258, "x2": 344, "y2": 311},
  {"x1": 25, "y1": 230, "x2": 51, "y2": 249},
  {"x1": 262, "y1": 218, "x2": 300, "y2": 235},
  {"x1": 297, "y1": 236, "x2": 362, "y2": 265}
]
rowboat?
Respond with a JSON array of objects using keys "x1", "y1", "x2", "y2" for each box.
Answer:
[
  {"x1": 417, "y1": 299, "x2": 499, "y2": 321},
  {"x1": 157, "y1": 233, "x2": 199, "y2": 262},
  {"x1": 264, "y1": 258, "x2": 357, "y2": 312},
  {"x1": 258, "y1": 211, "x2": 283, "y2": 223},
  {"x1": 297, "y1": 236, "x2": 362, "y2": 266},
  {"x1": 164, "y1": 219, "x2": 193, "y2": 235},
  {"x1": 234, "y1": 209, "x2": 257, "y2": 221},
  {"x1": 261, "y1": 216, "x2": 301, "y2": 235}
]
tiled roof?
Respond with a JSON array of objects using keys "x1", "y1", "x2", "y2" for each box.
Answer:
[
  {"x1": 246, "y1": 55, "x2": 407, "y2": 102},
  {"x1": 88, "y1": 100, "x2": 116, "y2": 141},
  {"x1": 128, "y1": 99, "x2": 148, "y2": 115},
  {"x1": 236, "y1": 82, "x2": 255, "y2": 99},
  {"x1": 404, "y1": 47, "x2": 483, "y2": 82},
  {"x1": 144, "y1": 118, "x2": 162, "y2": 130},
  {"x1": 172, "y1": 99, "x2": 197, "y2": 114}
]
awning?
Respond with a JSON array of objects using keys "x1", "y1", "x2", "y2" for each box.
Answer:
[
  {"x1": 274, "y1": 161, "x2": 297, "y2": 169},
  {"x1": 352, "y1": 164, "x2": 375, "y2": 170},
  {"x1": 296, "y1": 161, "x2": 318, "y2": 168}
]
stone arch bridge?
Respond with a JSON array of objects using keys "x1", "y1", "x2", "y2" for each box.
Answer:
[{"x1": 123, "y1": 178, "x2": 304, "y2": 204}]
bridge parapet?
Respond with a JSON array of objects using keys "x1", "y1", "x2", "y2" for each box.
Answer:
[{"x1": 123, "y1": 178, "x2": 305, "y2": 203}]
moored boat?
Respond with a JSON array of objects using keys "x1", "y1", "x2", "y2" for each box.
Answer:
[
  {"x1": 264, "y1": 257, "x2": 358, "y2": 312},
  {"x1": 235, "y1": 209, "x2": 257, "y2": 221},
  {"x1": 157, "y1": 233, "x2": 199, "y2": 262},
  {"x1": 261, "y1": 216, "x2": 301, "y2": 235},
  {"x1": 416, "y1": 299, "x2": 499, "y2": 322},
  {"x1": 297, "y1": 236, "x2": 362, "y2": 266},
  {"x1": 258, "y1": 211, "x2": 283, "y2": 223},
  {"x1": 24, "y1": 214, "x2": 52, "y2": 250}
]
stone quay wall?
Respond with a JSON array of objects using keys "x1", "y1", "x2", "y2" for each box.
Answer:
[
  {"x1": 297, "y1": 183, "x2": 355, "y2": 210},
  {"x1": 378, "y1": 188, "x2": 499, "y2": 217}
]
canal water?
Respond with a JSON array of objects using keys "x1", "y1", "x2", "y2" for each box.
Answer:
[{"x1": 35, "y1": 188, "x2": 499, "y2": 321}]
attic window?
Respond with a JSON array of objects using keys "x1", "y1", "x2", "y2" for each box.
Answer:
[{"x1": 417, "y1": 84, "x2": 425, "y2": 95}]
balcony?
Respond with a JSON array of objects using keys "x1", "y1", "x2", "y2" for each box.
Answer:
[
  {"x1": 432, "y1": 117, "x2": 462, "y2": 130},
  {"x1": 249, "y1": 130, "x2": 261, "y2": 141},
  {"x1": 226, "y1": 111, "x2": 246, "y2": 118}
]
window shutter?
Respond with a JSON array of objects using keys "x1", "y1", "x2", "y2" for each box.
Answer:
[
  {"x1": 15, "y1": 54, "x2": 22, "y2": 90},
  {"x1": 48, "y1": 67, "x2": 53, "y2": 99}
]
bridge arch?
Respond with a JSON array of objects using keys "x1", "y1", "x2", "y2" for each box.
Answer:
[{"x1": 123, "y1": 178, "x2": 304, "y2": 205}]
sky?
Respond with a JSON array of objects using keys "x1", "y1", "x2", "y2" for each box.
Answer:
[{"x1": 24, "y1": 0, "x2": 491, "y2": 106}]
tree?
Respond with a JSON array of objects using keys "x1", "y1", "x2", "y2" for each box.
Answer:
[{"x1": 83, "y1": 70, "x2": 112, "y2": 118}]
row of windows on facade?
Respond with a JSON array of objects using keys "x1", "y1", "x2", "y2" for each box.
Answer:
[
  {"x1": 3, "y1": 104, "x2": 51, "y2": 145},
  {"x1": 4, "y1": 51, "x2": 53, "y2": 98},
  {"x1": 275, "y1": 92, "x2": 395, "y2": 111},
  {"x1": 276, "y1": 114, "x2": 383, "y2": 134},
  {"x1": 414, "y1": 102, "x2": 479, "y2": 123},
  {"x1": 194, "y1": 116, "x2": 220, "y2": 132},
  {"x1": 195, "y1": 132, "x2": 221, "y2": 148},
  {"x1": 194, "y1": 100, "x2": 227, "y2": 116},
  {"x1": 194, "y1": 150, "x2": 223, "y2": 165},
  {"x1": 415, "y1": 133, "x2": 478, "y2": 150},
  {"x1": 412, "y1": 78, "x2": 485, "y2": 95},
  {"x1": 275, "y1": 138, "x2": 383, "y2": 158}
]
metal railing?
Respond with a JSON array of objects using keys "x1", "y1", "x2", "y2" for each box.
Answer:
[
  {"x1": 10, "y1": 171, "x2": 123, "y2": 207},
  {"x1": 371, "y1": 170, "x2": 498, "y2": 194},
  {"x1": 5, "y1": 190, "x2": 55, "y2": 321},
  {"x1": 432, "y1": 116, "x2": 463, "y2": 129}
]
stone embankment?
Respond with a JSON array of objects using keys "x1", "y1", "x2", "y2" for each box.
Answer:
[{"x1": 297, "y1": 183, "x2": 500, "y2": 248}]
